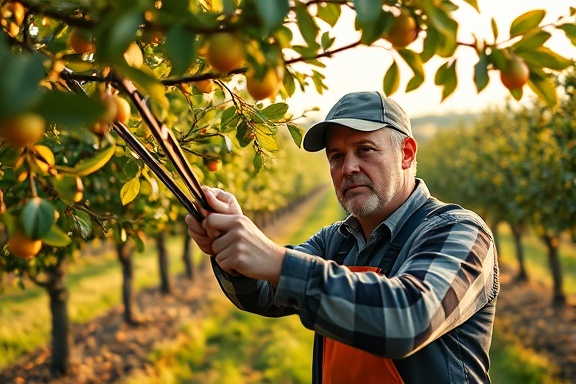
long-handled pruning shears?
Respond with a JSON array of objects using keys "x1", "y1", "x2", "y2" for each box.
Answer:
[{"x1": 62, "y1": 67, "x2": 212, "y2": 222}]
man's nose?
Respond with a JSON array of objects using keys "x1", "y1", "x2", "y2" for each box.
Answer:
[{"x1": 341, "y1": 154, "x2": 361, "y2": 175}]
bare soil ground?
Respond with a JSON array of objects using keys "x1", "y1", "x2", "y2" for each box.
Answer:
[{"x1": 1, "y1": 216, "x2": 575, "y2": 383}]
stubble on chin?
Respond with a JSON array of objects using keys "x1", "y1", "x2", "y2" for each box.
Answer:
[{"x1": 340, "y1": 189, "x2": 380, "y2": 217}]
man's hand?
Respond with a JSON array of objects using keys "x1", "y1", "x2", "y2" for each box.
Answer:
[
  {"x1": 203, "y1": 213, "x2": 286, "y2": 286},
  {"x1": 185, "y1": 187, "x2": 286, "y2": 286},
  {"x1": 185, "y1": 187, "x2": 242, "y2": 255}
]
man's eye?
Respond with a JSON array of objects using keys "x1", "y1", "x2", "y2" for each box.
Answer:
[{"x1": 329, "y1": 153, "x2": 343, "y2": 162}]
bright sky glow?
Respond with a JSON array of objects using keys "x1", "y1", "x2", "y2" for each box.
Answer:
[{"x1": 288, "y1": 1, "x2": 576, "y2": 120}]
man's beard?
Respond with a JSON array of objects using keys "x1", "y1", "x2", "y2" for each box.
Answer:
[{"x1": 338, "y1": 175, "x2": 384, "y2": 217}]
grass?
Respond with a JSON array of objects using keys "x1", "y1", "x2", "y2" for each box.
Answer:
[{"x1": 0, "y1": 236, "x2": 188, "y2": 369}]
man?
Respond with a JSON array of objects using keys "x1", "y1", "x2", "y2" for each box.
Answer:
[{"x1": 186, "y1": 91, "x2": 499, "y2": 383}]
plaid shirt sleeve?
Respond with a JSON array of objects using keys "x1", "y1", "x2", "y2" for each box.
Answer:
[
  {"x1": 212, "y1": 210, "x2": 498, "y2": 359},
  {"x1": 274, "y1": 210, "x2": 498, "y2": 359}
]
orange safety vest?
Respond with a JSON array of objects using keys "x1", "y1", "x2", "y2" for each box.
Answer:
[{"x1": 321, "y1": 266, "x2": 404, "y2": 384}]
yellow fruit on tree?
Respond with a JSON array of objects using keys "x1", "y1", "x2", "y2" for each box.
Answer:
[
  {"x1": 68, "y1": 27, "x2": 95, "y2": 54},
  {"x1": 90, "y1": 121, "x2": 109, "y2": 136},
  {"x1": 1, "y1": 1, "x2": 25, "y2": 26},
  {"x1": 206, "y1": 32, "x2": 245, "y2": 73},
  {"x1": 123, "y1": 42, "x2": 144, "y2": 68},
  {"x1": 194, "y1": 79, "x2": 213, "y2": 94},
  {"x1": 100, "y1": 94, "x2": 118, "y2": 123},
  {"x1": 12, "y1": 2, "x2": 25, "y2": 25},
  {"x1": 7, "y1": 21, "x2": 19, "y2": 37},
  {"x1": 0, "y1": 113, "x2": 46, "y2": 147},
  {"x1": 114, "y1": 95, "x2": 131, "y2": 124},
  {"x1": 500, "y1": 56, "x2": 529, "y2": 90},
  {"x1": 383, "y1": 10, "x2": 418, "y2": 48},
  {"x1": 30, "y1": 144, "x2": 55, "y2": 174},
  {"x1": 206, "y1": 159, "x2": 222, "y2": 172},
  {"x1": 8, "y1": 227, "x2": 42, "y2": 259},
  {"x1": 246, "y1": 67, "x2": 281, "y2": 101}
]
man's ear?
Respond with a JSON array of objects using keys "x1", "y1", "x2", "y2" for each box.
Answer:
[{"x1": 401, "y1": 137, "x2": 417, "y2": 169}]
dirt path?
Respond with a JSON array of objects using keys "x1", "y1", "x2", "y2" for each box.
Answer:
[
  {"x1": 1, "y1": 196, "x2": 575, "y2": 383},
  {"x1": 495, "y1": 264, "x2": 576, "y2": 383}
]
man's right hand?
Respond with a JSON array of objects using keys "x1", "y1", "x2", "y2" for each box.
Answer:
[{"x1": 185, "y1": 187, "x2": 242, "y2": 255}]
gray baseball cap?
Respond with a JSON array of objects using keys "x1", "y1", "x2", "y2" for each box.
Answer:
[{"x1": 303, "y1": 91, "x2": 412, "y2": 152}]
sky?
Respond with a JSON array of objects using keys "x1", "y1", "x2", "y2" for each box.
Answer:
[{"x1": 288, "y1": 0, "x2": 576, "y2": 120}]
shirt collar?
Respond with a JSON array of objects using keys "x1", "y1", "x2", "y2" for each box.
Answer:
[{"x1": 340, "y1": 178, "x2": 431, "y2": 239}]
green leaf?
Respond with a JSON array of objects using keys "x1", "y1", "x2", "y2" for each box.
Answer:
[
  {"x1": 462, "y1": 0, "x2": 479, "y2": 12},
  {"x1": 353, "y1": 0, "x2": 382, "y2": 25},
  {"x1": 383, "y1": 60, "x2": 400, "y2": 96},
  {"x1": 513, "y1": 29, "x2": 551, "y2": 52},
  {"x1": 311, "y1": 69, "x2": 327, "y2": 94},
  {"x1": 420, "y1": 0, "x2": 458, "y2": 38},
  {"x1": 21, "y1": 197, "x2": 55, "y2": 240},
  {"x1": 474, "y1": 53, "x2": 490, "y2": 92},
  {"x1": 261, "y1": 103, "x2": 288, "y2": 120},
  {"x1": 421, "y1": 26, "x2": 439, "y2": 63},
  {"x1": 255, "y1": 0, "x2": 289, "y2": 35},
  {"x1": 398, "y1": 49, "x2": 425, "y2": 92},
  {"x1": 164, "y1": 24, "x2": 197, "y2": 76},
  {"x1": 35, "y1": 91, "x2": 106, "y2": 126},
  {"x1": 558, "y1": 23, "x2": 576, "y2": 46},
  {"x1": 356, "y1": 11, "x2": 390, "y2": 45},
  {"x1": 295, "y1": 4, "x2": 320, "y2": 49},
  {"x1": 236, "y1": 121, "x2": 251, "y2": 147},
  {"x1": 123, "y1": 158, "x2": 141, "y2": 179},
  {"x1": 255, "y1": 130, "x2": 279, "y2": 152},
  {"x1": 436, "y1": 32, "x2": 458, "y2": 58},
  {"x1": 519, "y1": 47, "x2": 573, "y2": 70},
  {"x1": 491, "y1": 17, "x2": 499, "y2": 43},
  {"x1": 509, "y1": 10, "x2": 545, "y2": 38},
  {"x1": 279, "y1": 69, "x2": 294, "y2": 96},
  {"x1": 287, "y1": 123, "x2": 303, "y2": 148},
  {"x1": 220, "y1": 105, "x2": 238, "y2": 132},
  {"x1": 42, "y1": 224, "x2": 72, "y2": 247},
  {"x1": 434, "y1": 61, "x2": 457, "y2": 101},
  {"x1": 528, "y1": 71, "x2": 558, "y2": 108},
  {"x1": 320, "y1": 31, "x2": 335, "y2": 51},
  {"x1": 67, "y1": 143, "x2": 116, "y2": 177},
  {"x1": 95, "y1": 10, "x2": 143, "y2": 63},
  {"x1": 509, "y1": 87, "x2": 523, "y2": 101},
  {"x1": 489, "y1": 47, "x2": 506, "y2": 70},
  {"x1": 73, "y1": 210, "x2": 93, "y2": 240},
  {"x1": 253, "y1": 152, "x2": 263, "y2": 173},
  {"x1": 316, "y1": 3, "x2": 341, "y2": 27},
  {"x1": 52, "y1": 175, "x2": 79, "y2": 202},
  {"x1": 121, "y1": 177, "x2": 141, "y2": 206},
  {"x1": 0, "y1": 52, "x2": 45, "y2": 119}
]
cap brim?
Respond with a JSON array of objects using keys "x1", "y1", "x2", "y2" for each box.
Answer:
[{"x1": 303, "y1": 118, "x2": 385, "y2": 152}]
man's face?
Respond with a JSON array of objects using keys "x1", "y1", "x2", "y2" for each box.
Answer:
[{"x1": 325, "y1": 125, "x2": 403, "y2": 218}]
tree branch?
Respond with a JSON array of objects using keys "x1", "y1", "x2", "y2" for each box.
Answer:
[{"x1": 285, "y1": 40, "x2": 363, "y2": 64}]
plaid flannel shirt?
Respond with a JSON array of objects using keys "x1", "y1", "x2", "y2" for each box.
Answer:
[{"x1": 212, "y1": 179, "x2": 499, "y2": 383}]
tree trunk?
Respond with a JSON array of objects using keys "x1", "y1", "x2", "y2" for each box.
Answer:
[
  {"x1": 156, "y1": 232, "x2": 172, "y2": 294},
  {"x1": 542, "y1": 233, "x2": 566, "y2": 307},
  {"x1": 182, "y1": 235, "x2": 194, "y2": 280},
  {"x1": 45, "y1": 257, "x2": 71, "y2": 376},
  {"x1": 116, "y1": 241, "x2": 142, "y2": 325},
  {"x1": 510, "y1": 223, "x2": 528, "y2": 282}
]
